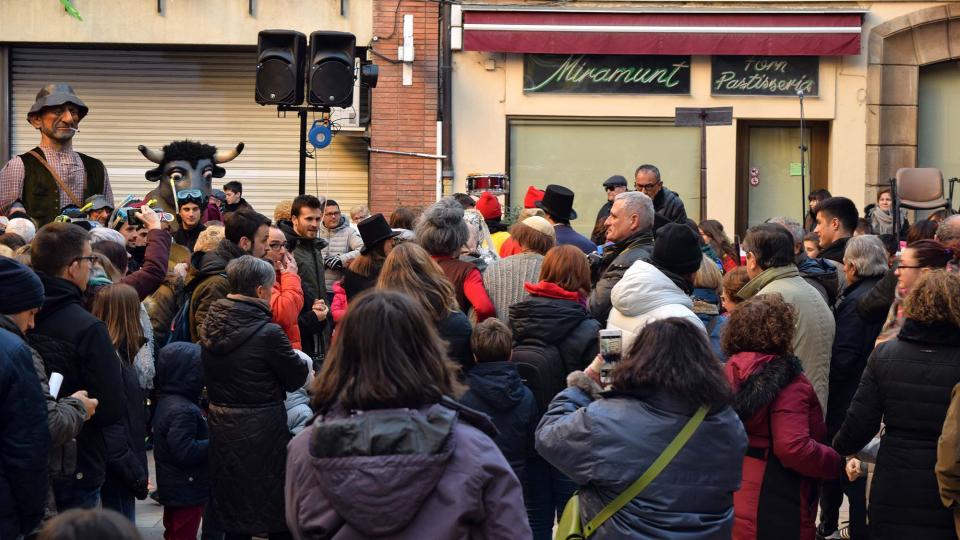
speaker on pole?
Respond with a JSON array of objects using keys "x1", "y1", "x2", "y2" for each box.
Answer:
[
  {"x1": 256, "y1": 30, "x2": 307, "y2": 105},
  {"x1": 308, "y1": 31, "x2": 356, "y2": 107}
]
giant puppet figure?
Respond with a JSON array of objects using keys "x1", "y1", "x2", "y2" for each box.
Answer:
[{"x1": 137, "y1": 140, "x2": 244, "y2": 228}]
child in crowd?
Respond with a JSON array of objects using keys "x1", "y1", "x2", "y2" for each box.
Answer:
[
  {"x1": 720, "y1": 266, "x2": 750, "y2": 315},
  {"x1": 153, "y1": 343, "x2": 209, "y2": 540},
  {"x1": 459, "y1": 319, "x2": 538, "y2": 485},
  {"x1": 803, "y1": 232, "x2": 821, "y2": 259},
  {"x1": 285, "y1": 350, "x2": 316, "y2": 435}
]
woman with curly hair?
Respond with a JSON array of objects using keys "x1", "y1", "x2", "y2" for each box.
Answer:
[
  {"x1": 415, "y1": 197, "x2": 495, "y2": 321},
  {"x1": 722, "y1": 293, "x2": 843, "y2": 540},
  {"x1": 836, "y1": 271, "x2": 960, "y2": 540}
]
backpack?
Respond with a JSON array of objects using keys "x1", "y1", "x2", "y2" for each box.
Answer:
[
  {"x1": 166, "y1": 272, "x2": 226, "y2": 345},
  {"x1": 511, "y1": 337, "x2": 566, "y2": 416}
]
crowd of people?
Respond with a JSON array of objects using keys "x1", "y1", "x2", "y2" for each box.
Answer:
[{"x1": 3, "y1": 80, "x2": 960, "y2": 540}]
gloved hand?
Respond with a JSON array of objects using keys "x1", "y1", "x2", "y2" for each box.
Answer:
[
  {"x1": 323, "y1": 255, "x2": 343, "y2": 270},
  {"x1": 133, "y1": 478, "x2": 149, "y2": 500}
]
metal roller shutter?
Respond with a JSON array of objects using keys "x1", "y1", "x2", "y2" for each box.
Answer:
[{"x1": 9, "y1": 47, "x2": 369, "y2": 215}]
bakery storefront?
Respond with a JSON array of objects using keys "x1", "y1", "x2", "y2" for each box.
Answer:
[{"x1": 450, "y1": 7, "x2": 865, "y2": 236}]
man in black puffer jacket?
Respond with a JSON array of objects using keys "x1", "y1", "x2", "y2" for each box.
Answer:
[
  {"x1": 199, "y1": 255, "x2": 307, "y2": 538},
  {"x1": 28, "y1": 223, "x2": 124, "y2": 511}
]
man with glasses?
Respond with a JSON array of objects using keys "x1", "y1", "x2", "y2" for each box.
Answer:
[
  {"x1": 28, "y1": 222, "x2": 125, "y2": 512},
  {"x1": 634, "y1": 163, "x2": 687, "y2": 229},
  {"x1": 591, "y1": 175, "x2": 628, "y2": 245},
  {"x1": 172, "y1": 189, "x2": 207, "y2": 252},
  {"x1": 0, "y1": 84, "x2": 112, "y2": 226}
]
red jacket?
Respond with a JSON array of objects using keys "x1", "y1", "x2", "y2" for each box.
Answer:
[
  {"x1": 330, "y1": 281, "x2": 348, "y2": 324},
  {"x1": 432, "y1": 255, "x2": 495, "y2": 321},
  {"x1": 724, "y1": 352, "x2": 842, "y2": 540},
  {"x1": 271, "y1": 269, "x2": 304, "y2": 350}
]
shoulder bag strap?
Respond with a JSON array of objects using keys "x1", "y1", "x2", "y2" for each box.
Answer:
[
  {"x1": 28, "y1": 150, "x2": 83, "y2": 207},
  {"x1": 583, "y1": 405, "x2": 709, "y2": 537}
]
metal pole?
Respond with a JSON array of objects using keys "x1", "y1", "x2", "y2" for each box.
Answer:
[
  {"x1": 298, "y1": 109, "x2": 307, "y2": 195},
  {"x1": 798, "y1": 92, "x2": 807, "y2": 219},
  {"x1": 700, "y1": 113, "x2": 708, "y2": 222}
]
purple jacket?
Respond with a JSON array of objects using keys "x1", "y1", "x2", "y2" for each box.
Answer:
[{"x1": 285, "y1": 400, "x2": 532, "y2": 539}]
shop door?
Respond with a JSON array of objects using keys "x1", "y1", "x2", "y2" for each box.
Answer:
[
  {"x1": 918, "y1": 60, "x2": 960, "y2": 211},
  {"x1": 736, "y1": 121, "x2": 828, "y2": 234}
]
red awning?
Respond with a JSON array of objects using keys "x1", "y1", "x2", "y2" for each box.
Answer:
[{"x1": 461, "y1": 9, "x2": 864, "y2": 56}]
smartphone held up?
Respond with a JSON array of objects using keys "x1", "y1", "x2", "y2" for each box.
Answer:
[{"x1": 598, "y1": 329, "x2": 623, "y2": 389}]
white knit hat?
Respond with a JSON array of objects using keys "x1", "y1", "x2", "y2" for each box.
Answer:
[
  {"x1": 6, "y1": 218, "x2": 36, "y2": 244},
  {"x1": 522, "y1": 215, "x2": 556, "y2": 238}
]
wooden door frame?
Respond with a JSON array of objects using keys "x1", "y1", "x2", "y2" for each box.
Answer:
[{"x1": 735, "y1": 119, "x2": 830, "y2": 236}]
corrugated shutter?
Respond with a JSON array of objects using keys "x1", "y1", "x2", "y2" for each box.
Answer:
[{"x1": 9, "y1": 47, "x2": 368, "y2": 214}]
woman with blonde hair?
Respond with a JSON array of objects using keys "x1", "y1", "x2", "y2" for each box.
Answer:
[
  {"x1": 91, "y1": 284, "x2": 149, "y2": 521},
  {"x1": 378, "y1": 242, "x2": 473, "y2": 368},
  {"x1": 691, "y1": 254, "x2": 726, "y2": 359}
]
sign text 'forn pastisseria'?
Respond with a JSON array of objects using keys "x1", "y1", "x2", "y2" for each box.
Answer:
[
  {"x1": 523, "y1": 54, "x2": 691, "y2": 94},
  {"x1": 711, "y1": 56, "x2": 819, "y2": 96}
]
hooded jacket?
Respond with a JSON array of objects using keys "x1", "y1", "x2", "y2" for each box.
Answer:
[
  {"x1": 28, "y1": 275, "x2": 125, "y2": 489},
  {"x1": 536, "y1": 386, "x2": 746, "y2": 539},
  {"x1": 834, "y1": 319, "x2": 960, "y2": 540},
  {"x1": 186, "y1": 238, "x2": 246, "y2": 342},
  {"x1": 199, "y1": 296, "x2": 307, "y2": 534},
  {"x1": 738, "y1": 265, "x2": 835, "y2": 412},
  {"x1": 589, "y1": 230, "x2": 654, "y2": 327},
  {"x1": 284, "y1": 400, "x2": 532, "y2": 539},
  {"x1": 319, "y1": 215, "x2": 363, "y2": 291},
  {"x1": 460, "y1": 361, "x2": 539, "y2": 484},
  {"x1": 796, "y1": 255, "x2": 840, "y2": 308},
  {"x1": 607, "y1": 260, "x2": 705, "y2": 350},
  {"x1": 724, "y1": 353, "x2": 842, "y2": 540},
  {"x1": 153, "y1": 342, "x2": 208, "y2": 508}
]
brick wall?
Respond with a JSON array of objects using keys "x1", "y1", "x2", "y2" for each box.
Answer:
[{"x1": 368, "y1": 0, "x2": 440, "y2": 215}]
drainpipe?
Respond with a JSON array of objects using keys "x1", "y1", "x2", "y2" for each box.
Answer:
[{"x1": 440, "y1": 2, "x2": 454, "y2": 197}]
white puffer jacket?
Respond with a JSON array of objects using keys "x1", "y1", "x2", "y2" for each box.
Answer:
[
  {"x1": 607, "y1": 260, "x2": 705, "y2": 350},
  {"x1": 320, "y1": 216, "x2": 364, "y2": 290}
]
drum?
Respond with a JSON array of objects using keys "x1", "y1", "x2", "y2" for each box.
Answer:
[{"x1": 467, "y1": 173, "x2": 509, "y2": 194}]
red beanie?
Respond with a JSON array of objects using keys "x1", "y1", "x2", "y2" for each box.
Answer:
[
  {"x1": 524, "y1": 186, "x2": 545, "y2": 209},
  {"x1": 476, "y1": 191, "x2": 502, "y2": 220}
]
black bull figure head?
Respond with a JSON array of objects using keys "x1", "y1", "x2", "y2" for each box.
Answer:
[{"x1": 138, "y1": 140, "x2": 244, "y2": 216}]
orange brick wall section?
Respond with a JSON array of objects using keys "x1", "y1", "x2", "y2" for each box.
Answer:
[{"x1": 368, "y1": 0, "x2": 441, "y2": 215}]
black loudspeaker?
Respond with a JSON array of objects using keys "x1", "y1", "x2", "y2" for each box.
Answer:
[
  {"x1": 256, "y1": 30, "x2": 306, "y2": 105},
  {"x1": 308, "y1": 31, "x2": 356, "y2": 107}
]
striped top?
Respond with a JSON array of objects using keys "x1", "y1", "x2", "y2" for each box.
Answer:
[{"x1": 483, "y1": 252, "x2": 544, "y2": 324}]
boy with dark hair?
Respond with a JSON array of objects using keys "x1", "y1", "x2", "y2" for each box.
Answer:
[
  {"x1": 221, "y1": 181, "x2": 252, "y2": 215},
  {"x1": 459, "y1": 319, "x2": 538, "y2": 485},
  {"x1": 815, "y1": 196, "x2": 859, "y2": 263}
]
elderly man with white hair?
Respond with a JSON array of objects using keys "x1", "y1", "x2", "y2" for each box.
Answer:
[
  {"x1": 818, "y1": 234, "x2": 890, "y2": 540},
  {"x1": 588, "y1": 190, "x2": 655, "y2": 326}
]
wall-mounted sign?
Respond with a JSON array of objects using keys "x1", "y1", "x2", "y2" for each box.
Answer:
[
  {"x1": 524, "y1": 54, "x2": 691, "y2": 94},
  {"x1": 711, "y1": 56, "x2": 818, "y2": 96}
]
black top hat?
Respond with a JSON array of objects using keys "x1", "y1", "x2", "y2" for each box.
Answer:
[
  {"x1": 603, "y1": 175, "x2": 627, "y2": 188},
  {"x1": 28, "y1": 83, "x2": 88, "y2": 121},
  {"x1": 535, "y1": 184, "x2": 578, "y2": 221},
  {"x1": 358, "y1": 213, "x2": 401, "y2": 254}
]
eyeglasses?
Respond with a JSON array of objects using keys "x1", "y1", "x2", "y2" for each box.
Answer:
[
  {"x1": 635, "y1": 182, "x2": 661, "y2": 192},
  {"x1": 266, "y1": 242, "x2": 287, "y2": 251},
  {"x1": 73, "y1": 255, "x2": 98, "y2": 265},
  {"x1": 176, "y1": 189, "x2": 205, "y2": 207},
  {"x1": 896, "y1": 265, "x2": 924, "y2": 269}
]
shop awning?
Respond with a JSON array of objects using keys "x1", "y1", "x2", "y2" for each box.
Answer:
[{"x1": 459, "y1": 8, "x2": 864, "y2": 56}]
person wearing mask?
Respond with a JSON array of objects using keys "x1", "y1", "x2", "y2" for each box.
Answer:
[
  {"x1": 634, "y1": 164, "x2": 687, "y2": 229},
  {"x1": 607, "y1": 222, "x2": 705, "y2": 350},
  {"x1": 0, "y1": 257, "x2": 52, "y2": 539},
  {"x1": 737, "y1": 223, "x2": 835, "y2": 410},
  {"x1": 589, "y1": 191, "x2": 655, "y2": 327},
  {"x1": 723, "y1": 294, "x2": 843, "y2": 540},
  {"x1": 875, "y1": 239, "x2": 954, "y2": 343},
  {"x1": 416, "y1": 197, "x2": 495, "y2": 321},
  {"x1": 264, "y1": 225, "x2": 306, "y2": 350},
  {"x1": 318, "y1": 199, "x2": 363, "y2": 299},
  {"x1": 536, "y1": 184, "x2": 595, "y2": 254},
  {"x1": 186, "y1": 209, "x2": 271, "y2": 342},
  {"x1": 817, "y1": 235, "x2": 889, "y2": 540},
  {"x1": 590, "y1": 175, "x2": 628, "y2": 246},
  {"x1": 699, "y1": 219, "x2": 739, "y2": 272},
  {"x1": 483, "y1": 215, "x2": 555, "y2": 324},
  {"x1": 199, "y1": 255, "x2": 308, "y2": 540},
  {"x1": 172, "y1": 190, "x2": 207, "y2": 252},
  {"x1": 28, "y1": 223, "x2": 125, "y2": 511},
  {"x1": 834, "y1": 271, "x2": 960, "y2": 540},
  {"x1": 91, "y1": 284, "x2": 149, "y2": 521},
  {"x1": 536, "y1": 318, "x2": 746, "y2": 539},
  {"x1": 814, "y1": 197, "x2": 859, "y2": 264},
  {"x1": 378, "y1": 242, "x2": 474, "y2": 368},
  {"x1": 279, "y1": 195, "x2": 328, "y2": 362},
  {"x1": 221, "y1": 181, "x2": 253, "y2": 215},
  {"x1": 805, "y1": 189, "x2": 832, "y2": 232},
  {"x1": 285, "y1": 290, "x2": 530, "y2": 539}
]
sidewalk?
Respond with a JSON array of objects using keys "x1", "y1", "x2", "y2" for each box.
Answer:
[{"x1": 136, "y1": 450, "x2": 164, "y2": 540}]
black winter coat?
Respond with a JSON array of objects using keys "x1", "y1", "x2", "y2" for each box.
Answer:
[
  {"x1": 103, "y1": 353, "x2": 148, "y2": 498},
  {"x1": 199, "y1": 297, "x2": 307, "y2": 534},
  {"x1": 652, "y1": 186, "x2": 688, "y2": 229},
  {"x1": 460, "y1": 361, "x2": 538, "y2": 484},
  {"x1": 28, "y1": 275, "x2": 124, "y2": 489},
  {"x1": 833, "y1": 319, "x2": 960, "y2": 540},
  {"x1": 437, "y1": 310, "x2": 473, "y2": 369},
  {"x1": 154, "y1": 342, "x2": 208, "y2": 508},
  {"x1": 826, "y1": 276, "x2": 884, "y2": 435},
  {"x1": 589, "y1": 230, "x2": 654, "y2": 327},
  {"x1": 510, "y1": 296, "x2": 600, "y2": 377},
  {"x1": 0, "y1": 325, "x2": 49, "y2": 539},
  {"x1": 856, "y1": 266, "x2": 898, "y2": 324}
]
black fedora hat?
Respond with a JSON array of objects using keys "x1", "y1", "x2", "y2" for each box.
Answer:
[
  {"x1": 27, "y1": 83, "x2": 88, "y2": 120},
  {"x1": 535, "y1": 184, "x2": 578, "y2": 221},
  {"x1": 358, "y1": 213, "x2": 401, "y2": 254}
]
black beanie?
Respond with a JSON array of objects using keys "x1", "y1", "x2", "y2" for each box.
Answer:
[
  {"x1": 0, "y1": 256, "x2": 45, "y2": 315},
  {"x1": 652, "y1": 222, "x2": 703, "y2": 276}
]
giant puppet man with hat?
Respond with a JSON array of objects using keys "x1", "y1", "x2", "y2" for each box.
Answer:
[{"x1": 0, "y1": 84, "x2": 112, "y2": 226}]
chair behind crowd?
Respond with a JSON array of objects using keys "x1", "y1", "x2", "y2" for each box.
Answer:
[{"x1": 891, "y1": 168, "x2": 957, "y2": 239}]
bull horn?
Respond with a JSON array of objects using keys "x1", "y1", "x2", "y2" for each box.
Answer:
[
  {"x1": 214, "y1": 142, "x2": 244, "y2": 164},
  {"x1": 138, "y1": 145, "x2": 164, "y2": 164}
]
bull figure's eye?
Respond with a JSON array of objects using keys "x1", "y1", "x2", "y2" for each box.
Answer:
[
  {"x1": 170, "y1": 172, "x2": 184, "y2": 182},
  {"x1": 203, "y1": 170, "x2": 213, "y2": 180}
]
